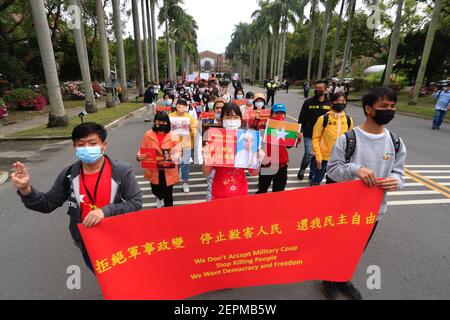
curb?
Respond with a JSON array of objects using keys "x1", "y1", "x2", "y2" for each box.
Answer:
[{"x1": 0, "y1": 107, "x2": 146, "y2": 142}]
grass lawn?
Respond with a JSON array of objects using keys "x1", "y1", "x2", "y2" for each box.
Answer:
[
  {"x1": 9, "y1": 102, "x2": 142, "y2": 138},
  {"x1": 349, "y1": 91, "x2": 437, "y2": 118},
  {"x1": 1, "y1": 98, "x2": 105, "y2": 126}
]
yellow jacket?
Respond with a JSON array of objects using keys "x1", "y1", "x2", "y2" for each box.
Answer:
[
  {"x1": 169, "y1": 112, "x2": 196, "y2": 149},
  {"x1": 312, "y1": 111, "x2": 353, "y2": 162}
]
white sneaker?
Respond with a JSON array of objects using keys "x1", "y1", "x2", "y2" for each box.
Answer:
[
  {"x1": 156, "y1": 198, "x2": 164, "y2": 208},
  {"x1": 182, "y1": 183, "x2": 190, "y2": 193}
]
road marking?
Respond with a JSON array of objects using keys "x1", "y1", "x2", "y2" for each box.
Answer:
[
  {"x1": 404, "y1": 169, "x2": 450, "y2": 198},
  {"x1": 388, "y1": 199, "x2": 450, "y2": 206},
  {"x1": 143, "y1": 198, "x2": 450, "y2": 208},
  {"x1": 142, "y1": 189, "x2": 440, "y2": 199}
]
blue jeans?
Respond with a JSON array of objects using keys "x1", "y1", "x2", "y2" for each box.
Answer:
[
  {"x1": 300, "y1": 137, "x2": 315, "y2": 179},
  {"x1": 179, "y1": 148, "x2": 192, "y2": 182},
  {"x1": 311, "y1": 157, "x2": 328, "y2": 185},
  {"x1": 433, "y1": 109, "x2": 448, "y2": 129}
]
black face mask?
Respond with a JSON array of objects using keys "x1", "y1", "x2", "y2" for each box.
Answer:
[
  {"x1": 314, "y1": 90, "x2": 324, "y2": 97},
  {"x1": 333, "y1": 103, "x2": 346, "y2": 112},
  {"x1": 371, "y1": 109, "x2": 396, "y2": 125},
  {"x1": 153, "y1": 124, "x2": 170, "y2": 133}
]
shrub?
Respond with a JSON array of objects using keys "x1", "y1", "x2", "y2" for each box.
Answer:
[
  {"x1": 0, "y1": 97, "x2": 8, "y2": 119},
  {"x1": 3, "y1": 88, "x2": 46, "y2": 111}
]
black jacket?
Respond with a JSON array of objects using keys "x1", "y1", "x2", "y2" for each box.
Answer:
[{"x1": 297, "y1": 96, "x2": 332, "y2": 138}]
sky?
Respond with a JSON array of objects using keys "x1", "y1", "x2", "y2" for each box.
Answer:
[
  {"x1": 124, "y1": 0, "x2": 259, "y2": 54},
  {"x1": 122, "y1": 0, "x2": 407, "y2": 55}
]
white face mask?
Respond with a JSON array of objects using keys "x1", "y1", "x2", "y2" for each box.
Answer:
[
  {"x1": 223, "y1": 119, "x2": 241, "y2": 130},
  {"x1": 255, "y1": 102, "x2": 265, "y2": 108},
  {"x1": 237, "y1": 95, "x2": 244, "y2": 100}
]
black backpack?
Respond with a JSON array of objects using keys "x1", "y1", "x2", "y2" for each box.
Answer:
[
  {"x1": 326, "y1": 129, "x2": 402, "y2": 184},
  {"x1": 323, "y1": 114, "x2": 352, "y2": 130}
]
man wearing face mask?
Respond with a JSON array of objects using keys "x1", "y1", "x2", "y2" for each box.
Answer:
[
  {"x1": 297, "y1": 80, "x2": 332, "y2": 182},
  {"x1": 11, "y1": 122, "x2": 143, "y2": 272},
  {"x1": 324, "y1": 87, "x2": 406, "y2": 300}
]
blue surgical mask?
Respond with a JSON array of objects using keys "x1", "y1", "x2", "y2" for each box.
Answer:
[
  {"x1": 247, "y1": 99, "x2": 254, "y2": 105},
  {"x1": 165, "y1": 100, "x2": 172, "y2": 106},
  {"x1": 255, "y1": 101, "x2": 265, "y2": 108},
  {"x1": 76, "y1": 146, "x2": 103, "y2": 164}
]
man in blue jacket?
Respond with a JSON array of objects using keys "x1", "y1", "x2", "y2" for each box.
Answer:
[{"x1": 432, "y1": 82, "x2": 450, "y2": 130}]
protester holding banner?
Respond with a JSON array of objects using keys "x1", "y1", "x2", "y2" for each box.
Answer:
[
  {"x1": 257, "y1": 104, "x2": 301, "y2": 193},
  {"x1": 202, "y1": 103, "x2": 264, "y2": 200},
  {"x1": 297, "y1": 80, "x2": 331, "y2": 182},
  {"x1": 137, "y1": 113, "x2": 182, "y2": 208},
  {"x1": 311, "y1": 92, "x2": 353, "y2": 186},
  {"x1": 169, "y1": 99, "x2": 196, "y2": 193},
  {"x1": 12, "y1": 122, "x2": 143, "y2": 272},
  {"x1": 325, "y1": 87, "x2": 407, "y2": 300}
]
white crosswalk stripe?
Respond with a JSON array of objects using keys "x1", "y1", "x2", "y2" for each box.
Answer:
[{"x1": 136, "y1": 166, "x2": 450, "y2": 209}]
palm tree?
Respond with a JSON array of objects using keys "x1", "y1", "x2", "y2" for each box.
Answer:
[
  {"x1": 68, "y1": 0, "x2": 97, "y2": 113},
  {"x1": 339, "y1": 0, "x2": 356, "y2": 79},
  {"x1": 96, "y1": 0, "x2": 114, "y2": 108},
  {"x1": 307, "y1": 0, "x2": 318, "y2": 81},
  {"x1": 146, "y1": 0, "x2": 156, "y2": 82},
  {"x1": 383, "y1": 0, "x2": 404, "y2": 86},
  {"x1": 317, "y1": 0, "x2": 338, "y2": 80},
  {"x1": 141, "y1": 0, "x2": 151, "y2": 83},
  {"x1": 30, "y1": 0, "x2": 68, "y2": 127},
  {"x1": 409, "y1": 0, "x2": 443, "y2": 104},
  {"x1": 328, "y1": 0, "x2": 345, "y2": 78},
  {"x1": 131, "y1": 0, "x2": 144, "y2": 96},
  {"x1": 112, "y1": 0, "x2": 129, "y2": 102},
  {"x1": 150, "y1": 0, "x2": 159, "y2": 82}
]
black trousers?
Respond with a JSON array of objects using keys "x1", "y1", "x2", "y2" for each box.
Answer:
[
  {"x1": 267, "y1": 93, "x2": 275, "y2": 106},
  {"x1": 256, "y1": 166, "x2": 288, "y2": 194},
  {"x1": 151, "y1": 170, "x2": 174, "y2": 207}
]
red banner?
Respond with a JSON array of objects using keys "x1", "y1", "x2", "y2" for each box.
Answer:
[{"x1": 79, "y1": 181, "x2": 383, "y2": 300}]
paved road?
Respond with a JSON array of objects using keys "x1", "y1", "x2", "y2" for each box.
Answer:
[{"x1": 0, "y1": 84, "x2": 449, "y2": 299}]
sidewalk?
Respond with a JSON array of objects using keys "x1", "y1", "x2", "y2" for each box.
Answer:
[{"x1": 0, "y1": 89, "x2": 139, "y2": 137}]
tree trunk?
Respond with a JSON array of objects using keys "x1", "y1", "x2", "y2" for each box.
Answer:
[
  {"x1": 318, "y1": 0, "x2": 332, "y2": 80},
  {"x1": 259, "y1": 38, "x2": 264, "y2": 82},
  {"x1": 383, "y1": 0, "x2": 404, "y2": 86},
  {"x1": 131, "y1": 0, "x2": 144, "y2": 97},
  {"x1": 69, "y1": 0, "x2": 96, "y2": 113},
  {"x1": 171, "y1": 38, "x2": 177, "y2": 80},
  {"x1": 263, "y1": 35, "x2": 269, "y2": 80},
  {"x1": 307, "y1": 0, "x2": 317, "y2": 81},
  {"x1": 141, "y1": 0, "x2": 151, "y2": 84},
  {"x1": 339, "y1": 0, "x2": 356, "y2": 79},
  {"x1": 146, "y1": 0, "x2": 155, "y2": 82},
  {"x1": 150, "y1": 0, "x2": 159, "y2": 82},
  {"x1": 410, "y1": 0, "x2": 442, "y2": 104},
  {"x1": 164, "y1": 1, "x2": 173, "y2": 81},
  {"x1": 30, "y1": 0, "x2": 68, "y2": 127},
  {"x1": 270, "y1": 34, "x2": 275, "y2": 79},
  {"x1": 112, "y1": 0, "x2": 129, "y2": 101},
  {"x1": 96, "y1": 0, "x2": 114, "y2": 108},
  {"x1": 329, "y1": 0, "x2": 345, "y2": 78}
]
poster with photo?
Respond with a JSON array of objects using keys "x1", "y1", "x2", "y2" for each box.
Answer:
[
  {"x1": 246, "y1": 110, "x2": 271, "y2": 130},
  {"x1": 140, "y1": 147, "x2": 176, "y2": 170},
  {"x1": 169, "y1": 117, "x2": 190, "y2": 136},
  {"x1": 204, "y1": 128, "x2": 260, "y2": 169}
]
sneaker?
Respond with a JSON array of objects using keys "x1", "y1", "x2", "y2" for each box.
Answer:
[
  {"x1": 337, "y1": 282, "x2": 363, "y2": 300},
  {"x1": 297, "y1": 170, "x2": 305, "y2": 181},
  {"x1": 322, "y1": 281, "x2": 339, "y2": 300},
  {"x1": 183, "y1": 183, "x2": 190, "y2": 193},
  {"x1": 156, "y1": 198, "x2": 164, "y2": 208}
]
